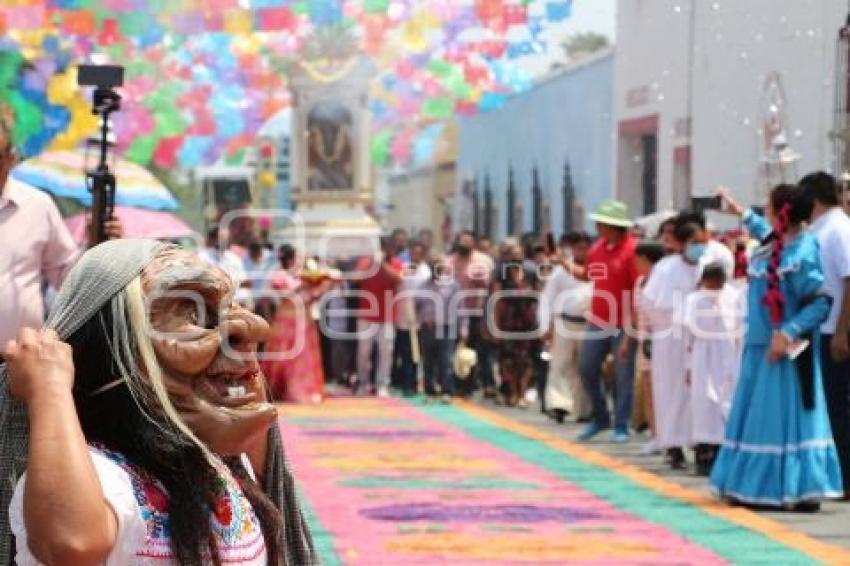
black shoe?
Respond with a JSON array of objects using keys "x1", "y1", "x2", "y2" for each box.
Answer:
[
  {"x1": 666, "y1": 447, "x2": 686, "y2": 470},
  {"x1": 791, "y1": 501, "x2": 821, "y2": 513},
  {"x1": 576, "y1": 416, "x2": 591, "y2": 424},
  {"x1": 695, "y1": 444, "x2": 719, "y2": 476},
  {"x1": 551, "y1": 409, "x2": 568, "y2": 424}
]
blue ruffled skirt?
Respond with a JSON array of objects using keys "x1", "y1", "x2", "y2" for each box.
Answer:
[{"x1": 710, "y1": 342, "x2": 843, "y2": 505}]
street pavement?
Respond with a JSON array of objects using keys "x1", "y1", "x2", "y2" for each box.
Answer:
[
  {"x1": 283, "y1": 395, "x2": 850, "y2": 564},
  {"x1": 476, "y1": 398, "x2": 850, "y2": 551}
]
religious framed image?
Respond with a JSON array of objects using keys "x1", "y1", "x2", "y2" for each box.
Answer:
[{"x1": 306, "y1": 101, "x2": 354, "y2": 191}]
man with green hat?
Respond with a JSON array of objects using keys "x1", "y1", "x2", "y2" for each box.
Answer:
[{"x1": 559, "y1": 199, "x2": 639, "y2": 443}]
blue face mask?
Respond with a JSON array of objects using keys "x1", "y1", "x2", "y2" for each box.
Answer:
[{"x1": 684, "y1": 242, "x2": 707, "y2": 264}]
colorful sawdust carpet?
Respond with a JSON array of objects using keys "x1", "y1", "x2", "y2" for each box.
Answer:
[{"x1": 279, "y1": 398, "x2": 849, "y2": 565}]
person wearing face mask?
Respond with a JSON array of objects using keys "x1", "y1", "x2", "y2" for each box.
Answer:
[
  {"x1": 0, "y1": 240, "x2": 316, "y2": 565},
  {"x1": 676, "y1": 211, "x2": 735, "y2": 279},
  {"x1": 446, "y1": 231, "x2": 494, "y2": 398},
  {"x1": 641, "y1": 218, "x2": 701, "y2": 470},
  {"x1": 416, "y1": 257, "x2": 461, "y2": 402},
  {"x1": 493, "y1": 245, "x2": 539, "y2": 407}
]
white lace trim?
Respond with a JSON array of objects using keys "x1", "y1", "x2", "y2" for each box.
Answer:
[
  {"x1": 722, "y1": 438, "x2": 835, "y2": 455},
  {"x1": 710, "y1": 485, "x2": 843, "y2": 506}
]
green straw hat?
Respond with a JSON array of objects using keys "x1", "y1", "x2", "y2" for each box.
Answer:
[{"x1": 588, "y1": 199, "x2": 634, "y2": 228}]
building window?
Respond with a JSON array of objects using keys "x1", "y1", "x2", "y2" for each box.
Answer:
[{"x1": 641, "y1": 133, "x2": 658, "y2": 214}]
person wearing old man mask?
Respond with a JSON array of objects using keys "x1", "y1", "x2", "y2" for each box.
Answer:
[{"x1": 0, "y1": 239, "x2": 315, "y2": 565}]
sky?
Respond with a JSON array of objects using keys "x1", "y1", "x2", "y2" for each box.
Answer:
[{"x1": 523, "y1": 0, "x2": 617, "y2": 76}]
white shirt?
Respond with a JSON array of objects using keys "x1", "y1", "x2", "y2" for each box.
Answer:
[
  {"x1": 395, "y1": 261, "x2": 432, "y2": 330},
  {"x1": 810, "y1": 207, "x2": 850, "y2": 333},
  {"x1": 700, "y1": 239, "x2": 735, "y2": 280},
  {"x1": 242, "y1": 251, "x2": 274, "y2": 292},
  {"x1": 0, "y1": 178, "x2": 80, "y2": 345},
  {"x1": 538, "y1": 265, "x2": 592, "y2": 330},
  {"x1": 198, "y1": 247, "x2": 247, "y2": 287},
  {"x1": 10, "y1": 449, "x2": 267, "y2": 565}
]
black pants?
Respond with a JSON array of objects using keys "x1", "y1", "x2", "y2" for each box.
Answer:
[
  {"x1": 420, "y1": 324, "x2": 455, "y2": 395},
  {"x1": 460, "y1": 316, "x2": 494, "y2": 396},
  {"x1": 393, "y1": 329, "x2": 418, "y2": 394},
  {"x1": 821, "y1": 334, "x2": 850, "y2": 493}
]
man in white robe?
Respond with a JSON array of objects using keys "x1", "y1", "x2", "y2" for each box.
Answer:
[
  {"x1": 642, "y1": 221, "x2": 702, "y2": 469},
  {"x1": 540, "y1": 232, "x2": 593, "y2": 423}
]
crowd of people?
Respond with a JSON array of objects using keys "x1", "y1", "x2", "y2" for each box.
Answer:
[
  {"x1": 5, "y1": 97, "x2": 850, "y2": 562},
  {"x1": 200, "y1": 171, "x2": 850, "y2": 514}
]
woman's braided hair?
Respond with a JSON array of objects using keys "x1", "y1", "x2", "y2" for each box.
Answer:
[{"x1": 762, "y1": 184, "x2": 813, "y2": 325}]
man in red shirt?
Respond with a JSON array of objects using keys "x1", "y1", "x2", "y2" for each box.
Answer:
[
  {"x1": 354, "y1": 237, "x2": 404, "y2": 397},
  {"x1": 560, "y1": 200, "x2": 638, "y2": 442}
]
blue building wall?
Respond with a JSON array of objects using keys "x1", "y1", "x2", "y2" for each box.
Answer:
[{"x1": 456, "y1": 51, "x2": 613, "y2": 238}]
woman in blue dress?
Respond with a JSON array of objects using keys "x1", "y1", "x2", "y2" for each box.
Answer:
[{"x1": 712, "y1": 185, "x2": 843, "y2": 511}]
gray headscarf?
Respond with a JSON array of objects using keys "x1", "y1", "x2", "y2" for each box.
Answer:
[{"x1": 0, "y1": 239, "x2": 316, "y2": 565}]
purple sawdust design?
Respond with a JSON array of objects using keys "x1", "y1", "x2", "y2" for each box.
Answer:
[
  {"x1": 359, "y1": 503, "x2": 600, "y2": 523},
  {"x1": 304, "y1": 430, "x2": 445, "y2": 439}
]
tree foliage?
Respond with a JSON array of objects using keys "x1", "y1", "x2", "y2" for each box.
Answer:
[{"x1": 561, "y1": 32, "x2": 610, "y2": 60}]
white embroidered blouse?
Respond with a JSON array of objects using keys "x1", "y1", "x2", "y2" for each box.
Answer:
[{"x1": 9, "y1": 447, "x2": 268, "y2": 565}]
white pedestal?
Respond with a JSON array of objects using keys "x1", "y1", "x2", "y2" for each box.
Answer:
[{"x1": 276, "y1": 203, "x2": 380, "y2": 259}]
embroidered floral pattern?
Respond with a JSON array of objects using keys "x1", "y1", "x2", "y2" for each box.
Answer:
[{"x1": 92, "y1": 446, "x2": 266, "y2": 564}]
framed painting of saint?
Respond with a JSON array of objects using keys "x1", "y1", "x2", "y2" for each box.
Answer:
[{"x1": 306, "y1": 101, "x2": 354, "y2": 191}]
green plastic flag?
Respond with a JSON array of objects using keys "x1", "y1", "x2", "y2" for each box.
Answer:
[
  {"x1": 125, "y1": 134, "x2": 158, "y2": 165},
  {"x1": 3, "y1": 91, "x2": 43, "y2": 145},
  {"x1": 364, "y1": 0, "x2": 390, "y2": 14},
  {"x1": 225, "y1": 148, "x2": 246, "y2": 166},
  {"x1": 0, "y1": 51, "x2": 23, "y2": 89},
  {"x1": 370, "y1": 129, "x2": 392, "y2": 165},
  {"x1": 422, "y1": 97, "x2": 453, "y2": 119},
  {"x1": 154, "y1": 108, "x2": 188, "y2": 137},
  {"x1": 427, "y1": 58, "x2": 453, "y2": 78}
]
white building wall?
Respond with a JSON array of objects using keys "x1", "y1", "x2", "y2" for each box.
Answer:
[
  {"x1": 691, "y1": 0, "x2": 845, "y2": 205},
  {"x1": 613, "y1": 0, "x2": 694, "y2": 215},
  {"x1": 615, "y1": 0, "x2": 848, "y2": 214}
]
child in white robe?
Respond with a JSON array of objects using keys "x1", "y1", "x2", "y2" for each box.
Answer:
[{"x1": 684, "y1": 264, "x2": 743, "y2": 475}]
